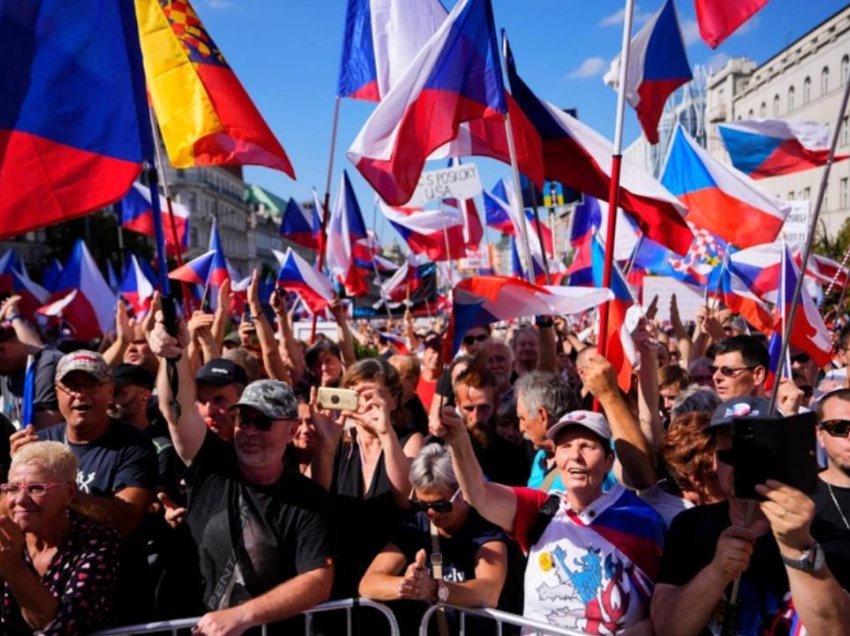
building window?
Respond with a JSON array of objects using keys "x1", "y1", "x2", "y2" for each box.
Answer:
[
  {"x1": 788, "y1": 191, "x2": 795, "y2": 201},
  {"x1": 821, "y1": 67, "x2": 830, "y2": 95},
  {"x1": 803, "y1": 187, "x2": 811, "y2": 201},
  {"x1": 748, "y1": 108, "x2": 754, "y2": 118},
  {"x1": 773, "y1": 95, "x2": 780, "y2": 117},
  {"x1": 803, "y1": 77, "x2": 811, "y2": 104},
  {"x1": 843, "y1": 55, "x2": 850, "y2": 86},
  {"x1": 759, "y1": 102, "x2": 767, "y2": 118},
  {"x1": 841, "y1": 178, "x2": 849, "y2": 209},
  {"x1": 788, "y1": 86, "x2": 795, "y2": 111}
]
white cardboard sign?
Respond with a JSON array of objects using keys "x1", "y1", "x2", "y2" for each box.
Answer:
[{"x1": 408, "y1": 163, "x2": 483, "y2": 206}]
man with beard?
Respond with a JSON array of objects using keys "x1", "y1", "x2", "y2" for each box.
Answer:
[
  {"x1": 149, "y1": 315, "x2": 334, "y2": 635},
  {"x1": 450, "y1": 363, "x2": 529, "y2": 486}
]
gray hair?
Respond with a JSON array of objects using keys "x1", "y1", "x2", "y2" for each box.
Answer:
[
  {"x1": 409, "y1": 443, "x2": 458, "y2": 493},
  {"x1": 671, "y1": 386, "x2": 722, "y2": 419},
  {"x1": 11, "y1": 441, "x2": 78, "y2": 482},
  {"x1": 514, "y1": 371, "x2": 575, "y2": 421}
]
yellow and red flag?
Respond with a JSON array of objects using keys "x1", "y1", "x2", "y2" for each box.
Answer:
[{"x1": 135, "y1": 0, "x2": 295, "y2": 177}]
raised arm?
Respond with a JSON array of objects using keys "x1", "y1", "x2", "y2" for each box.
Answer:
[
  {"x1": 210, "y1": 279, "x2": 232, "y2": 349},
  {"x1": 669, "y1": 294, "x2": 692, "y2": 368},
  {"x1": 272, "y1": 291, "x2": 306, "y2": 383},
  {"x1": 0, "y1": 296, "x2": 43, "y2": 348},
  {"x1": 101, "y1": 302, "x2": 131, "y2": 368},
  {"x1": 330, "y1": 298, "x2": 357, "y2": 368},
  {"x1": 536, "y1": 318, "x2": 557, "y2": 373},
  {"x1": 247, "y1": 270, "x2": 290, "y2": 383},
  {"x1": 148, "y1": 305, "x2": 206, "y2": 466},
  {"x1": 430, "y1": 405, "x2": 518, "y2": 533},
  {"x1": 634, "y1": 323, "x2": 664, "y2": 454}
]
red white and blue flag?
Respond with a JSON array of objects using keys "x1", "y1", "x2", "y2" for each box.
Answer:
[
  {"x1": 117, "y1": 182, "x2": 190, "y2": 256},
  {"x1": 38, "y1": 240, "x2": 116, "y2": 341},
  {"x1": 280, "y1": 198, "x2": 319, "y2": 250},
  {"x1": 695, "y1": 0, "x2": 768, "y2": 49},
  {"x1": 380, "y1": 203, "x2": 465, "y2": 262},
  {"x1": 168, "y1": 250, "x2": 218, "y2": 286},
  {"x1": 276, "y1": 248, "x2": 335, "y2": 313},
  {"x1": 0, "y1": 0, "x2": 151, "y2": 237},
  {"x1": 662, "y1": 127, "x2": 790, "y2": 249},
  {"x1": 483, "y1": 180, "x2": 517, "y2": 235},
  {"x1": 718, "y1": 120, "x2": 848, "y2": 180},
  {"x1": 603, "y1": 0, "x2": 692, "y2": 145},
  {"x1": 347, "y1": 0, "x2": 509, "y2": 206},
  {"x1": 506, "y1": 44, "x2": 692, "y2": 255},
  {"x1": 121, "y1": 254, "x2": 157, "y2": 318},
  {"x1": 207, "y1": 221, "x2": 231, "y2": 288},
  {"x1": 327, "y1": 171, "x2": 371, "y2": 296},
  {"x1": 707, "y1": 262, "x2": 773, "y2": 335}
]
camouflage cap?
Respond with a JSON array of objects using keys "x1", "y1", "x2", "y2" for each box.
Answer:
[{"x1": 231, "y1": 379, "x2": 298, "y2": 420}]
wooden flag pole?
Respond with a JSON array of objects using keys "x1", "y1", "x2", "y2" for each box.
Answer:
[{"x1": 599, "y1": 0, "x2": 635, "y2": 359}]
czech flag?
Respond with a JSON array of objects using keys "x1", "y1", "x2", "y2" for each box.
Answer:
[
  {"x1": 662, "y1": 127, "x2": 790, "y2": 249},
  {"x1": 771, "y1": 245, "x2": 832, "y2": 368},
  {"x1": 42, "y1": 259, "x2": 63, "y2": 294},
  {"x1": 169, "y1": 250, "x2": 217, "y2": 286},
  {"x1": 38, "y1": 240, "x2": 116, "y2": 342},
  {"x1": 380, "y1": 203, "x2": 465, "y2": 262},
  {"x1": 121, "y1": 254, "x2": 157, "y2": 317},
  {"x1": 603, "y1": 0, "x2": 692, "y2": 145},
  {"x1": 207, "y1": 222, "x2": 231, "y2": 288},
  {"x1": 445, "y1": 275, "x2": 612, "y2": 359},
  {"x1": 569, "y1": 196, "x2": 640, "y2": 262},
  {"x1": 337, "y1": 0, "x2": 446, "y2": 102},
  {"x1": 326, "y1": 171, "x2": 370, "y2": 297},
  {"x1": 631, "y1": 236, "x2": 708, "y2": 287},
  {"x1": 505, "y1": 44, "x2": 693, "y2": 255},
  {"x1": 135, "y1": 0, "x2": 294, "y2": 177},
  {"x1": 718, "y1": 120, "x2": 849, "y2": 179},
  {"x1": 695, "y1": 0, "x2": 768, "y2": 49},
  {"x1": 280, "y1": 198, "x2": 319, "y2": 250},
  {"x1": 347, "y1": 0, "x2": 508, "y2": 206},
  {"x1": 0, "y1": 256, "x2": 50, "y2": 321},
  {"x1": 117, "y1": 182, "x2": 191, "y2": 256},
  {"x1": 707, "y1": 263, "x2": 773, "y2": 335},
  {"x1": 276, "y1": 249, "x2": 335, "y2": 313},
  {"x1": 0, "y1": 0, "x2": 151, "y2": 238},
  {"x1": 483, "y1": 181, "x2": 517, "y2": 235}
]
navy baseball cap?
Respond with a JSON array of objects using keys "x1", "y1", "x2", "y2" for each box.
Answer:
[{"x1": 195, "y1": 358, "x2": 248, "y2": 387}]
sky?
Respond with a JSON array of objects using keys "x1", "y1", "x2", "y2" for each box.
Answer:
[{"x1": 192, "y1": 0, "x2": 849, "y2": 248}]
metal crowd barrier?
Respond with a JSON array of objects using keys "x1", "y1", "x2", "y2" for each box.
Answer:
[
  {"x1": 91, "y1": 597, "x2": 400, "y2": 636},
  {"x1": 419, "y1": 604, "x2": 586, "y2": 636}
]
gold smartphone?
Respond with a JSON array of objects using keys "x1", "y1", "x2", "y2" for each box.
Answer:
[{"x1": 316, "y1": 387, "x2": 359, "y2": 412}]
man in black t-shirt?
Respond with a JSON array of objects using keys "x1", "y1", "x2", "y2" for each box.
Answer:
[
  {"x1": 150, "y1": 318, "x2": 334, "y2": 635},
  {"x1": 812, "y1": 388, "x2": 850, "y2": 590}
]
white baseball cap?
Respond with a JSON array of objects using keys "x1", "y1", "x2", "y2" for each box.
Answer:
[{"x1": 546, "y1": 410, "x2": 611, "y2": 443}]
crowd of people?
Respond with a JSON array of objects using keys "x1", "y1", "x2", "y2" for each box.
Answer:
[{"x1": 0, "y1": 277, "x2": 848, "y2": 635}]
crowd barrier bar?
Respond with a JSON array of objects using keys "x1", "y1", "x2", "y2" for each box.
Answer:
[
  {"x1": 90, "y1": 597, "x2": 400, "y2": 636},
  {"x1": 419, "y1": 604, "x2": 586, "y2": 636}
]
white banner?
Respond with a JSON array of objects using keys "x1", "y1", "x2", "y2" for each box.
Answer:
[
  {"x1": 641, "y1": 276, "x2": 705, "y2": 324},
  {"x1": 408, "y1": 162, "x2": 482, "y2": 206},
  {"x1": 780, "y1": 200, "x2": 811, "y2": 252}
]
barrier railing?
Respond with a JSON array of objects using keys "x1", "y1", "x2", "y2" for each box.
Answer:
[
  {"x1": 419, "y1": 604, "x2": 587, "y2": 636},
  {"x1": 91, "y1": 597, "x2": 400, "y2": 636}
]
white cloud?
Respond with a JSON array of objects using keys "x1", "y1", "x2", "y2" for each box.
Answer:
[
  {"x1": 705, "y1": 52, "x2": 732, "y2": 74},
  {"x1": 680, "y1": 18, "x2": 702, "y2": 47},
  {"x1": 567, "y1": 57, "x2": 608, "y2": 79},
  {"x1": 598, "y1": 6, "x2": 653, "y2": 27}
]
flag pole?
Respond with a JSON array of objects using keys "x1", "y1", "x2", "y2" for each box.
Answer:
[
  {"x1": 768, "y1": 71, "x2": 850, "y2": 414},
  {"x1": 528, "y1": 187, "x2": 552, "y2": 284},
  {"x1": 312, "y1": 97, "x2": 342, "y2": 343},
  {"x1": 500, "y1": 31, "x2": 535, "y2": 286},
  {"x1": 824, "y1": 242, "x2": 850, "y2": 299},
  {"x1": 599, "y1": 0, "x2": 635, "y2": 358},
  {"x1": 147, "y1": 108, "x2": 193, "y2": 318}
]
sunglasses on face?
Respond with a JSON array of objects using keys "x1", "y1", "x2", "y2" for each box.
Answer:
[
  {"x1": 0, "y1": 482, "x2": 67, "y2": 497},
  {"x1": 235, "y1": 413, "x2": 278, "y2": 432},
  {"x1": 709, "y1": 365, "x2": 756, "y2": 378},
  {"x1": 462, "y1": 334, "x2": 488, "y2": 346},
  {"x1": 820, "y1": 419, "x2": 850, "y2": 438},
  {"x1": 409, "y1": 489, "x2": 461, "y2": 514}
]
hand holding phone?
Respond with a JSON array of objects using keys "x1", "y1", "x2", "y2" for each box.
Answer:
[{"x1": 316, "y1": 387, "x2": 359, "y2": 412}]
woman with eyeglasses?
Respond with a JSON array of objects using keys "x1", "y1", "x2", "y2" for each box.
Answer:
[
  {"x1": 359, "y1": 442, "x2": 510, "y2": 633},
  {"x1": 0, "y1": 441, "x2": 121, "y2": 634}
]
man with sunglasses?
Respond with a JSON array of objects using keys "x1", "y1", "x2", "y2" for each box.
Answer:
[
  {"x1": 711, "y1": 336, "x2": 769, "y2": 401},
  {"x1": 811, "y1": 388, "x2": 850, "y2": 590},
  {"x1": 149, "y1": 318, "x2": 335, "y2": 636}
]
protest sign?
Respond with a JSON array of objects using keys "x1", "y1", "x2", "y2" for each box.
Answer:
[
  {"x1": 408, "y1": 162, "x2": 482, "y2": 207},
  {"x1": 641, "y1": 276, "x2": 705, "y2": 324},
  {"x1": 780, "y1": 200, "x2": 811, "y2": 252}
]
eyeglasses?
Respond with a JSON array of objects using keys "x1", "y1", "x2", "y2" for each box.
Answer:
[
  {"x1": 234, "y1": 413, "x2": 280, "y2": 432},
  {"x1": 55, "y1": 381, "x2": 107, "y2": 397},
  {"x1": 0, "y1": 482, "x2": 68, "y2": 497},
  {"x1": 462, "y1": 334, "x2": 488, "y2": 346},
  {"x1": 820, "y1": 419, "x2": 850, "y2": 438},
  {"x1": 410, "y1": 489, "x2": 461, "y2": 513},
  {"x1": 709, "y1": 365, "x2": 756, "y2": 378}
]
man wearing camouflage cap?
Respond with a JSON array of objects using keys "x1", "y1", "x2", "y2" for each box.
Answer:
[{"x1": 149, "y1": 318, "x2": 334, "y2": 635}]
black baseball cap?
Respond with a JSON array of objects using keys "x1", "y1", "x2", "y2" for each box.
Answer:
[
  {"x1": 195, "y1": 358, "x2": 249, "y2": 387},
  {"x1": 113, "y1": 364, "x2": 155, "y2": 390},
  {"x1": 710, "y1": 396, "x2": 771, "y2": 429}
]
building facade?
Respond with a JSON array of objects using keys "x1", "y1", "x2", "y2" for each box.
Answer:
[{"x1": 705, "y1": 6, "x2": 850, "y2": 237}]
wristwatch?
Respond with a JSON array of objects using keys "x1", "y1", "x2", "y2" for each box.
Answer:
[
  {"x1": 781, "y1": 542, "x2": 826, "y2": 572},
  {"x1": 436, "y1": 581, "x2": 449, "y2": 603}
]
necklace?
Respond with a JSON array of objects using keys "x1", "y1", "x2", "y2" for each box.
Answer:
[{"x1": 827, "y1": 482, "x2": 850, "y2": 530}]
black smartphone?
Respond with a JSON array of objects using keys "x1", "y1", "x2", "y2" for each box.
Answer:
[
  {"x1": 160, "y1": 295, "x2": 179, "y2": 338},
  {"x1": 732, "y1": 412, "x2": 818, "y2": 500}
]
